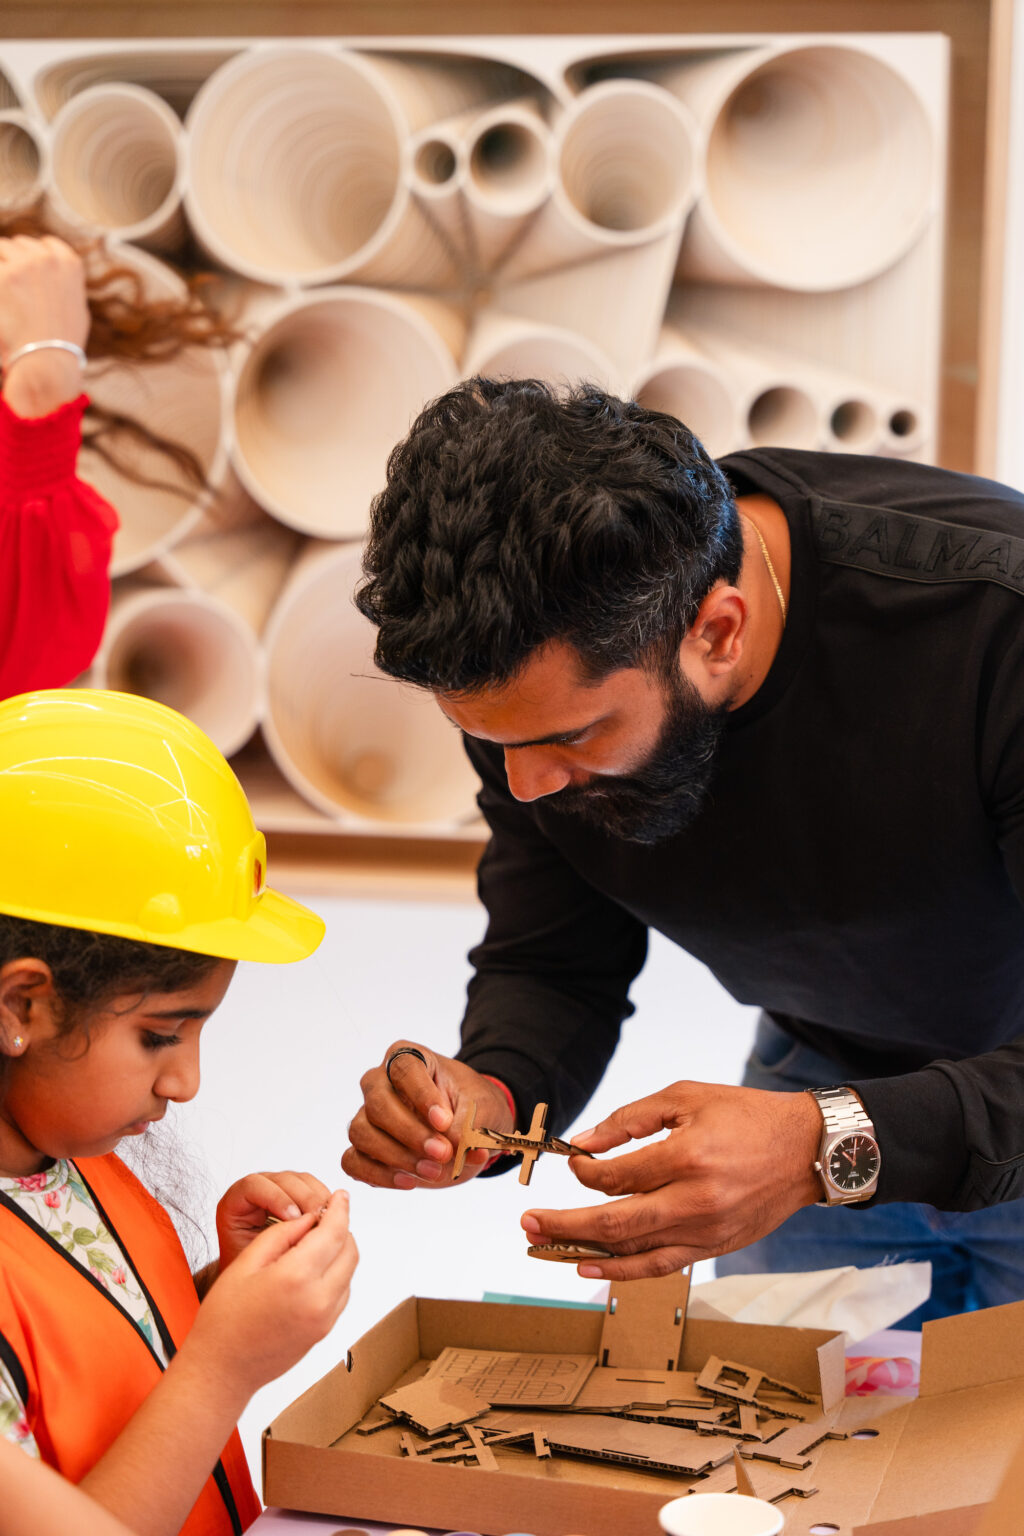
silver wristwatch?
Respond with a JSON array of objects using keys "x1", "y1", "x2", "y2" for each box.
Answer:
[{"x1": 808, "y1": 1086, "x2": 881, "y2": 1206}]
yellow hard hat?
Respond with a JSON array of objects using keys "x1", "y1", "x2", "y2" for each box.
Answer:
[{"x1": 0, "y1": 689, "x2": 324, "y2": 963}]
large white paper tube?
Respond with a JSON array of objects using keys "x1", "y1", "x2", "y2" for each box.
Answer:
[
  {"x1": 462, "y1": 98, "x2": 554, "y2": 273},
  {"x1": 0, "y1": 69, "x2": 21, "y2": 113},
  {"x1": 670, "y1": 44, "x2": 935, "y2": 291},
  {"x1": 33, "y1": 48, "x2": 239, "y2": 121},
  {"x1": 407, "y1": 124, "x2": 473, "y2": 269},
  {"x1": 0, "y1": 111, "x2": 47, "y2": 211},
  {"x1": 49, "y1": 84, "x2": 185, "y2": 250},
  {"x1": 679, "y1": 323, "x2": 826, "y2": 451},
  {"x1": 263, "y1": 544, "x2": 482, "y2": 828},
  {"x1": 93, "y1": 583, "x2": 263, "y2": 759},
  {"x1": 633, "y1": 328, "x2": 742, "y2": 460},
  {"x1": 356, "y1": 50, "x2": 537, "y2": 134},
  {"x1": 881, "y1": 401, "x2": 927, "y2": 456},
  {"x1": 464, "y1": 311, "x2": 620, "y2": 395},
  {"x1": 231, "y1": 287, "x2": 460, "y2": 540},
  {"x1": 80, "y1": 244, "x2": 229, "y2": 577},
  {"x1": 184, "y1": 47, "x2": 459, "y2": 288},
  {"x1": 494, "y1": 224, "x2": 683, "y2": 386},
  {"x1": 498, "y1": 80, "x2": 698, "y2": 282},
  {"x1": 157, "y1": 491, "x2": 302, "y2": 635}
]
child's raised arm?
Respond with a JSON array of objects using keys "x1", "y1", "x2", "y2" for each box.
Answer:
[{"x1": 77, "y1": 1190, "x2": 357, "y2": 1536}]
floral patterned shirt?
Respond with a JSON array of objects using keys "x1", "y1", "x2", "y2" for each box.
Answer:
[{"x1": 0, "y1": 1160, "x2": 170, "y2": 1456}]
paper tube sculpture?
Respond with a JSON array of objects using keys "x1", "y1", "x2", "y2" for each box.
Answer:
[{"x1": 0, "y1": 29, "x2": 945, "y2": 840}]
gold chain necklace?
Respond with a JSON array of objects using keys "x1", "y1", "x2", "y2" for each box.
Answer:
[{"x1": 742, "y1": 514, "x2": 787, "y2": 624}]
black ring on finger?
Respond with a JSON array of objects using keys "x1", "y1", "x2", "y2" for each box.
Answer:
[{"x1": 385, "y1": 1046, "x2": 429, "y2": 1086}]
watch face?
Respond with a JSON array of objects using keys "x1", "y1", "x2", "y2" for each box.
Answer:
[{"x1": 828, "y1": 1133, "x2": 880, "y2": 1193}]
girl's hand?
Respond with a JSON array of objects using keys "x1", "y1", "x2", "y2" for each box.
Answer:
[
  {"x1": 191, "y1": 1190, "x2": 358, "y2": 1400},
  {"x1": 215, "y1": 1169, "x2": 332, "y2": 1269},
  {"x1": 0, "y1": 235, "x2": 90, "y2": 418}
]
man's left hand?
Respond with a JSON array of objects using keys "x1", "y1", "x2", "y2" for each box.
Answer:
[{"x1": 521, "y1": 1081, "x2": 823, "y2": 1279}]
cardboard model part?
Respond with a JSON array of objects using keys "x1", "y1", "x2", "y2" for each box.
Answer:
[
  {"x1": 450, "y1": 1099, "x2": 594, "y2": 1184},
  {"x1": 353, "y1": 1268, "x2": 867, "y2": 1511}
]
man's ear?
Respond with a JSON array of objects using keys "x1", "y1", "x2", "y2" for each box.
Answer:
[
  {"x1": 0, "y1": 959, "x2": 56, "y2": 1057},
  {"x1": 679, "y1": 586, "x2": 747, "y2": 680}
]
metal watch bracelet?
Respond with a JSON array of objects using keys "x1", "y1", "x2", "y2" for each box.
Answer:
[{"x1": 811, "y1": 1085, "x2": 875, "y2": 1137}]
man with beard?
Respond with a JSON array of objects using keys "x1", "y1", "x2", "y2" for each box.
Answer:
[{"x1": 343, "y1": 378, "x2": 1024, "y2": 1322}]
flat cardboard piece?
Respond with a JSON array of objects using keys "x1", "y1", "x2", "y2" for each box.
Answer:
[
  {"x1": 855, "y1": 1301, "x2": 1024, "y2": 1532},
  {"x1": 425, "y1": 1346, "x2": 595, "y2": 1406},
  {"x1": 599, "y1": 1269, "x2": 691, "y2": 1369},
  {"x1": 733, "y1": 1446, "x2": 759, "y2": 1498},
  {"x1": 493, "y1": 1410, "x2": 741, "y2": 1476},
  {"x1": 379, "y1": 1378, "x2": 490, "y2": 1436},
  {"x1": 573, "y1": 1366, "x2": 710, "y2": 1412}
]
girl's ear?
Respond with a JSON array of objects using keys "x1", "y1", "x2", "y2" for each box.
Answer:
[{"x1": 0, "y1": 959, "x2": 56, "y2": 1056}]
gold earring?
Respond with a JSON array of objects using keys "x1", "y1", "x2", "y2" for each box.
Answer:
[{"x1": 11, "y1": 1035, "x2": 24, "y2": 1049}]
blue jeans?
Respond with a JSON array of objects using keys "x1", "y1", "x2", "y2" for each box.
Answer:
[{"x1": 715, "y1": 1015, "x2": 1024, "y2": 1328}]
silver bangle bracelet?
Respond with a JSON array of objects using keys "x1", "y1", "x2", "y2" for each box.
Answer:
[{"x1": 3, "y1": 339, "x2": 87, "y2": 375}]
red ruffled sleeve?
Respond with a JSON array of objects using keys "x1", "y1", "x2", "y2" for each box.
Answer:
[{"x1": 0, "y1": 393, "x2": 118, "y2": 698}]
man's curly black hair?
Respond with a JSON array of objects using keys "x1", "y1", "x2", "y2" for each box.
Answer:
[{"x1": 356, "y1": 377, "x2": 742, "y2": 693}]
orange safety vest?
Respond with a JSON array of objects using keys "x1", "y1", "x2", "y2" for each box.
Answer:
[{"x1": 0, "y1": 1153, "x2": 261, "y2": 1535}]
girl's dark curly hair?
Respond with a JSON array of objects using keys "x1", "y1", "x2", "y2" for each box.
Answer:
[{"x1": 357, "y1": 377, "x2": 742, "y2": 693}]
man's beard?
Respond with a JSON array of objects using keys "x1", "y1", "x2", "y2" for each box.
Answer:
[{"x1": 545, "y1": 672, "x2": 729, "y2": 845}]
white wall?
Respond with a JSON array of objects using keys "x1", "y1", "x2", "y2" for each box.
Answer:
[{"x1": 173, "y1": 890, "x2": 757, "y2": 1476}]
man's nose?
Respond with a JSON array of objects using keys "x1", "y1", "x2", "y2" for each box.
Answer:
[{"x1": 503, "y1": 747, "x2": 573, "y2": 802}]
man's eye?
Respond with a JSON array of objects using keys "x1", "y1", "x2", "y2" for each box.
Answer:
[{"x1": 142, "y1": 1031, "x2": 181, "y2": 1051}]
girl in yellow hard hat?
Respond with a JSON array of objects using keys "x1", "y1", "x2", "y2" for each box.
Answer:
[{"x1": 0, "y1": 688, "x2": 357, "y2": 1536}]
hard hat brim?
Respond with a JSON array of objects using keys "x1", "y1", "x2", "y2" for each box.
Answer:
[
  {"x1": 0, "y1": 883, "x2": 326, "y2": 965},
  {"x1": 167, "y1": 884, "x2": 327, "y2": 964}
]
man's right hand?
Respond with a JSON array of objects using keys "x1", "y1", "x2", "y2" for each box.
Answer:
[{"x1": 342, "y1": 1041, "x2": 515, "y2": 1189}]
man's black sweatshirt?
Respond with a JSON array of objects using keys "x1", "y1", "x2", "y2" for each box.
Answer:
[{"x1": 456, "y1": 448, "x2": 1024, "y2": 1211}]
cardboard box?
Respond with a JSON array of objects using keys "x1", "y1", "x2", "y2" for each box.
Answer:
[{"x1": 265, "y1": 1282, "x2": 938, "y2": 1536}]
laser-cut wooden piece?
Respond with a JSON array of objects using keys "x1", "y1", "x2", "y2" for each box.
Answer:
[
  {"x1": 425, "y1": 1345, "x2": 595, "y2": 1406},
  {"x1": 622, "y1": 1403, "x2": 733, "y2": 1429},
  {"x1": 697, "y1": 1356, "x2": 816, "y2": 1405},
  {"x1": 574, "y1": 1366, "x2": 699, "y2": 1411},
  {"x1": 450, "y1": 1100, "x2": 593, "y2": 1184},
  {"x1": 355, "y1": 1408, "x2": 395, "y2": 1435},
  {"x1": 527, "y1": 1241, "x2": 616, "y2": 1263},
  {"x1": 698, "y1": 1458, "x2": 820, "y2": 1503},
  {"x1": 696, "y1": 1356, "x2": 762, "y2": 1403},
  {"x1": 738, "y1": 1414, "x2": 846, "y2": 1470},
  {"x1": 734, "y1": 1444, "x2": 759, "y2": 1497},
  {"x1": 464, "y1": 1424, "x2": 499, "y2": 1470},
  {"x1": 599, "y1": 1269, "x2": 691, "y2": 1370},
  {"x1": 380, "y1": 1378, "x2": 490, "y2": 1436},
  {"x1": 516, "y1": 1412, "x2": 742, "y2": 1476}
]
